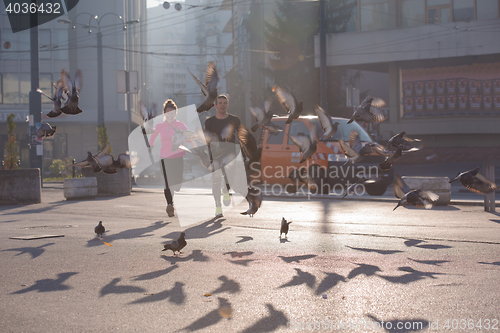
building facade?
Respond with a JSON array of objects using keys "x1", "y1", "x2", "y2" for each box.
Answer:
[
  {"x1": 315, "y1": 0, "x2": 500, "y2": 149},
  {"x1": 0, "y1": 0, "x2": 148, "y2": 173}
]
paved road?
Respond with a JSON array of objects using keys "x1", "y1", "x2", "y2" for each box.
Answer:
[{"x1": 1, "y1": 184, "x2": 499, "y2": 332}]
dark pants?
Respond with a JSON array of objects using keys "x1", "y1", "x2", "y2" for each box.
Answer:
[{"x1": 161, "y1": 157, "x2": 184, "y2": 205}]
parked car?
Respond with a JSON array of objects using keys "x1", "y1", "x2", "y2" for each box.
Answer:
[{"x1": 254, "y1": 115, "x2": 394, "y2": 195}]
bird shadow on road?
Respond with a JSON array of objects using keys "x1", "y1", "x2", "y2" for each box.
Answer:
[
  {"x1": 227, "y1": 259, "x2": 256, "y2": 266},
  {"x1": 162, "y1": 217, "x2": 230, "y2": 240},
  {"x1": 279, "y1": 237, "x2": 290, "y2": 244},
  {"x1": 209, "y1": 275, "x2": 241, "y2": 294},
  {"x1": 345, "y1": 245, "x2": 403, "y2": 255},
  {"x1": 377, "y1": 266, "x2": 445, "y2": 285},
  {"x1": 238, "y1": 303, "x2": 288, "y2": 333},
  {"x1": 160, "y1": 249, "x2": 210, "y2": 265},
  {"x1": 366, "y1": 314, "x2": 429, "y2": 332},
  {"x1": 403, "y1": 238, "x2": 453, "y2": 250},
  {"x1": 477, "y1": 261, "x2": 500, "y2": 266},
  {"x1": 278, "y1": 268, "x2": 316, "y2": 290},
  {"x1": 86, "y1": 220, "x2": 169, "y2": 247},
  {"x1": 235, "y1": 236, "x2": 253, "y2": 243},
  {"x1": 181, "y1": 297, "x2": 232, "y2": 332},
  {"x1": 132, "y1": 264, "x2": 179, "y2": 281},
  {"x1": 129, "y1": 281, "x2": 185, "y2": 305},
  {"x1": 2, "y1": 242, "x2": 55, "y2": 259},
  {"x1": 408, "y1": 258, "x2": 451, "y2": 266},
  {"x1": 490, "y1": 219, "x2": 500, "y2": 224},
  {"x1": 11, "y1": 272, "x2": 78, "y2": 294},
  {"x1": 278, "y1": 254, "x2": 317, "y2": 263},
  {"x1": 315, "y1": 271, "x2": 347, "y2": 295},
  {"x1": 347, "y1": 263, "x2": 382, "y2": 280},
  {"x1": 99, "y1": 277, "x2": 146, "y2": 297}
]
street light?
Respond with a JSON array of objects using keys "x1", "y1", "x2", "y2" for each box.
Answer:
[{"x1": 59, "y1": 13, "x2": 139, "y2": 146}]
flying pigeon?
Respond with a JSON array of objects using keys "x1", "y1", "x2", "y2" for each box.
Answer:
[
  {"x1": 393, "y1": 175, "x2": 439, "y2": 210},
  {"x1": 238, "y1": 124, "x2": 262, "y2": 180},
  {"x1": 449, "y1": 167, "x2": 498, "y2": 194},
  {"x1": 248, "y1": 99, "x2": 273, "y2": 132},
  {"x1": 189, "y1": 61, "x2": 219, "y2": 113},
  {"x1": 379, "y1": 145, "x2": 403, "y2": 171},
  {"x1": 289, "y1": 124, "x2": 318, "y2": 163},
  {"x1": 279, "y1": 217, "x2": 292, "y2": 239},
  {"x1": 347, "y1": 96, "x2": 386, "y2": 124},
  {"x1": 162, "y1": 232, "x2": 187, "y2": 255},
  {"x1": 139, "y1": 101, "x2": 157, "y2": 134},
  {"x1": 35, "y1": 123, "x2": 57, "y2": 138},
  {"x1": 100, "y1": 154, "x2": 131, "y2": 174},
  {"x1": 387, "y1": 131, "x2": 421, "y2": 152},
  {"x1": 288, "y1": 168, "x2": 317, "y2": 193},
  {"x1": 95, "y1": 221, "x2": 105, "y2": 238},
  {"x1": 37, "y1": 80, "x2": 68, "y2": 118},
  {"x1": 171, "y1": 127, "x2": 198, "y2": 152},
  {"x1": 60, "y1": 68, "x2": 83, "y2": 115},
  {"x1": 315, "y1": 105, "x2": 339, "y2": 140},
  {"x1": 273, "y1": 84, "x2": 303, "y2": 124},
  {"x1": 68, "y1": 143, "x2": 112, "y2": 173},
  {"x1": 241, "y1": 187, "x2": 263, "y2": 217},
  {"x1": 342, "y1": 176, "x2": 376, "y2": 198},
  {"x1": 262, "y1": 121, "x2": 283, "y2": 135}
]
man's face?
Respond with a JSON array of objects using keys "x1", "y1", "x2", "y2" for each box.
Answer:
[{"x1": 215, "y1": 98, "x2": 228, "y2": 114}]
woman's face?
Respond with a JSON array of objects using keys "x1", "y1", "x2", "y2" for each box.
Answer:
[{"x1": 164, "y1": 107, "x2": 177, "y2": 122}]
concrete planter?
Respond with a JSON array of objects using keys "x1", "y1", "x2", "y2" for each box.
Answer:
[
  {"x1": 81, "y1": 168, "x2": 131, "y2": 196},
  {"x1": 402, "y1": 176, "x2": 451, "y2": 205},
  {"x1": 0, "y1": 169, "x2": 41, "y2": 205},
  {"x1": 64, "y1": 177, "x2": 97, "y2": 200}
]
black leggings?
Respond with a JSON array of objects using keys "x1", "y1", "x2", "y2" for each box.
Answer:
[{"x1": 161, "y1": 157, "x2": 184, "y2": 205}]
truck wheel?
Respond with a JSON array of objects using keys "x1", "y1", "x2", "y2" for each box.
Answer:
[
  {"x1": 364, "y1": 183, "x2": 388, "y2": 196},
  {"x1": 308, "y1": 165, "x2": 329, "y2": 195}
]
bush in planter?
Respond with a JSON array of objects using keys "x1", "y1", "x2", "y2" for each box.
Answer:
[
  {"x1": 97, "y1": 123, "x2": 112, "y2": 154},
  {"x1": 4, "y1": 114, "x2": 19, "y2": 170}
]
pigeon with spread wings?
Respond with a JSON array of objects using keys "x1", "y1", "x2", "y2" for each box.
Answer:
[
  {"x1": 388, "y1": 131, "x2": 421, "y2": 152},
  {"x1": 393, "y1": 174, "x2": 439, "y2": 210},
  {"x1": 35, "y1": 123, "x2": 57, "y2": 139},
  {"x1": 189, "y1": 61, "x2": 219, "y2": 113},
  {"x1": 288, "y1": 124, "x2": 318, "y2": 163},
  {"x1": 248, "y1": 99, "x2": 273, "y2": 133},
  {"x1": 139, "y1": 101, "x2": 157, "y2": 135},
  {"x1": 273, "y1": 84, "x2": 303, "y2": 124},
  {"x1": 347, "y1": 96, "x2": 386, "y2": 124},
  {"x1": 37, "y1": 80, "x2": 68, "y2": 118},
  {"x1": 60, "y1": 68, "x2": 83, "y2": 115},
  {"x1": 315, "y1": 105, "x2": 339, "y2": 140},
  {"x1": 449, "y1": 167, "x2": 498, "y2": 194}
]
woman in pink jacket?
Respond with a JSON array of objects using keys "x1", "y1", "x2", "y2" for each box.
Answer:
[{"x1": 149, "y1": 99, "x2": 188, "y2": 217}]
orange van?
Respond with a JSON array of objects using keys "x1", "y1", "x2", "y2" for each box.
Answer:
[{"x1": 254, "y1": 115, "x2": 394, "y2": 195}]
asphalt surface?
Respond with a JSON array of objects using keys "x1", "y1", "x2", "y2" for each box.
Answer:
[{"x1": 1, "y1": 172, "x2": 500, "y2": 332}]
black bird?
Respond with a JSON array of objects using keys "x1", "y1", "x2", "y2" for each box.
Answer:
[
  {"x1": 347, "y1": 96, "x2": 386, "y2": 124},
  {"x1": 95, "y1": 221, "x2": 105, "y2": 238},
  {"x1": 162, "y1": 232, "x2": 187, "y2": 255},
  {"x1": 289, "y1": 124, "x2": 318, "y2": 163},
  {"x1": 60, "y1": 68, "x2": 83, "y2": 115},
  {"x1": 273, "y1": 84, "x2": 304, "y2": 124},
  {"x1": 393, "y1": 175, "x2": 439, "y2": 210},
  {"x1": 379, "y1": 145, "x2": 403, "y2": 171},
  {"x1": 279, "y1": 217, "x2": 292, "y2": 239},
  {"x1": 387, "y1": 131, "x2": 421, "y2": 152},
  {"x1": 315, "y1": 105, "x2": 339, "y2": 140},
  {"x1": 189, "y1": 61, "x2": 219, "y2": 113},
  {"x1": 238, "y1": 124, "x2": 262, "y2": 181},
  {"x1": 35, "y1": 123, "x2": 57, "y2": 139},
  {"x1": 449, "y1": 167, "x2": 498, "y2": 194},
  {"x1": 248, "y1": 99, "x2": 273, "y2": 132},
  {"x1": 100, "y1": 154, "x2": 132, "y2": 174},
  {"x1": 69, "y1": 143, "x2": 114, "y2": 173},
  {"x1": 241, "y1": 187, "x2": 263, "y2": 217},
  {"x1": 37, "y1": 80, "x2": 68, "y2": 118}
]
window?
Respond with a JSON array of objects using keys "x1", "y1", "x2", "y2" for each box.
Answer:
[
  {"x1": 20, "y1": 73, "x2": 30, "y2": 104},
  {"x1": 39, "y1": 29, "x2": 51, "y2": 60},
  {"x1": 266, "y1": 120, "x2": 286, "y2": 144},
  {"x1": 40, "y1": 73, "x2": 53, "y2": 104},
  {"x1": 477, "y1": 0, "x2": 499, "y2": 20},
  {"x1": 52, "y1": 30, "x2": 68, "y2": 60},
  {"x1": 360, "y1": 0, "x2": 392, "y2": 31},
  {"x1": 427, "y1": 0, "x2": 452, "y2": 24},
  {"x1": 453, "y1": 0, "x2": 475, "y2": 21},
  {"x1": 400, "y1": 0, "x2": 425, "y2": 27},
  {"x1": 43, "y1": 133, "x2": 67, "y2": 160},
  {"x1": 3, "y1": 73, "x2": 18, "y2": 104}
]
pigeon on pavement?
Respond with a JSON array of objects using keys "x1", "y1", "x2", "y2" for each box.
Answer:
[
  {"x1": 241, "y1": 187, "x2": 263, "y2": 217},
  {"x1": 347, "y1": 96, "x2": 386, "y2": 124},
  {"x1": 393, "y1": 175, "x2": 439, "y2": 210},
  {"x1": 162, "y1": 232, "x2": 187, "y2": 255},
  {"x1": 280, "y1": 217, "x2": 292, "y2": 239},
  {"x1": 190, "y1": 61, "x2": 219, "y2": 113},
  {"x1": 449, "y1": 167, "x2": 498, "y2": 194},
  {"x1": 95, "y1": 221, "x2": 105, "y2": 238},
  {"x1": 273, "y1": 84, "x2": 304, "y2": 124},
  {"x1": 60, "y1": 68, "x2": 83, "y2": 115}
]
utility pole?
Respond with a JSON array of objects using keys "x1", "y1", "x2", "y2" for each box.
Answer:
[
  {"x1": 29, "y1": 0, "x2": 42, "y2": 182},
  {"x1": 319, "y1": 0, "x2": 328, "y2": 112}
]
